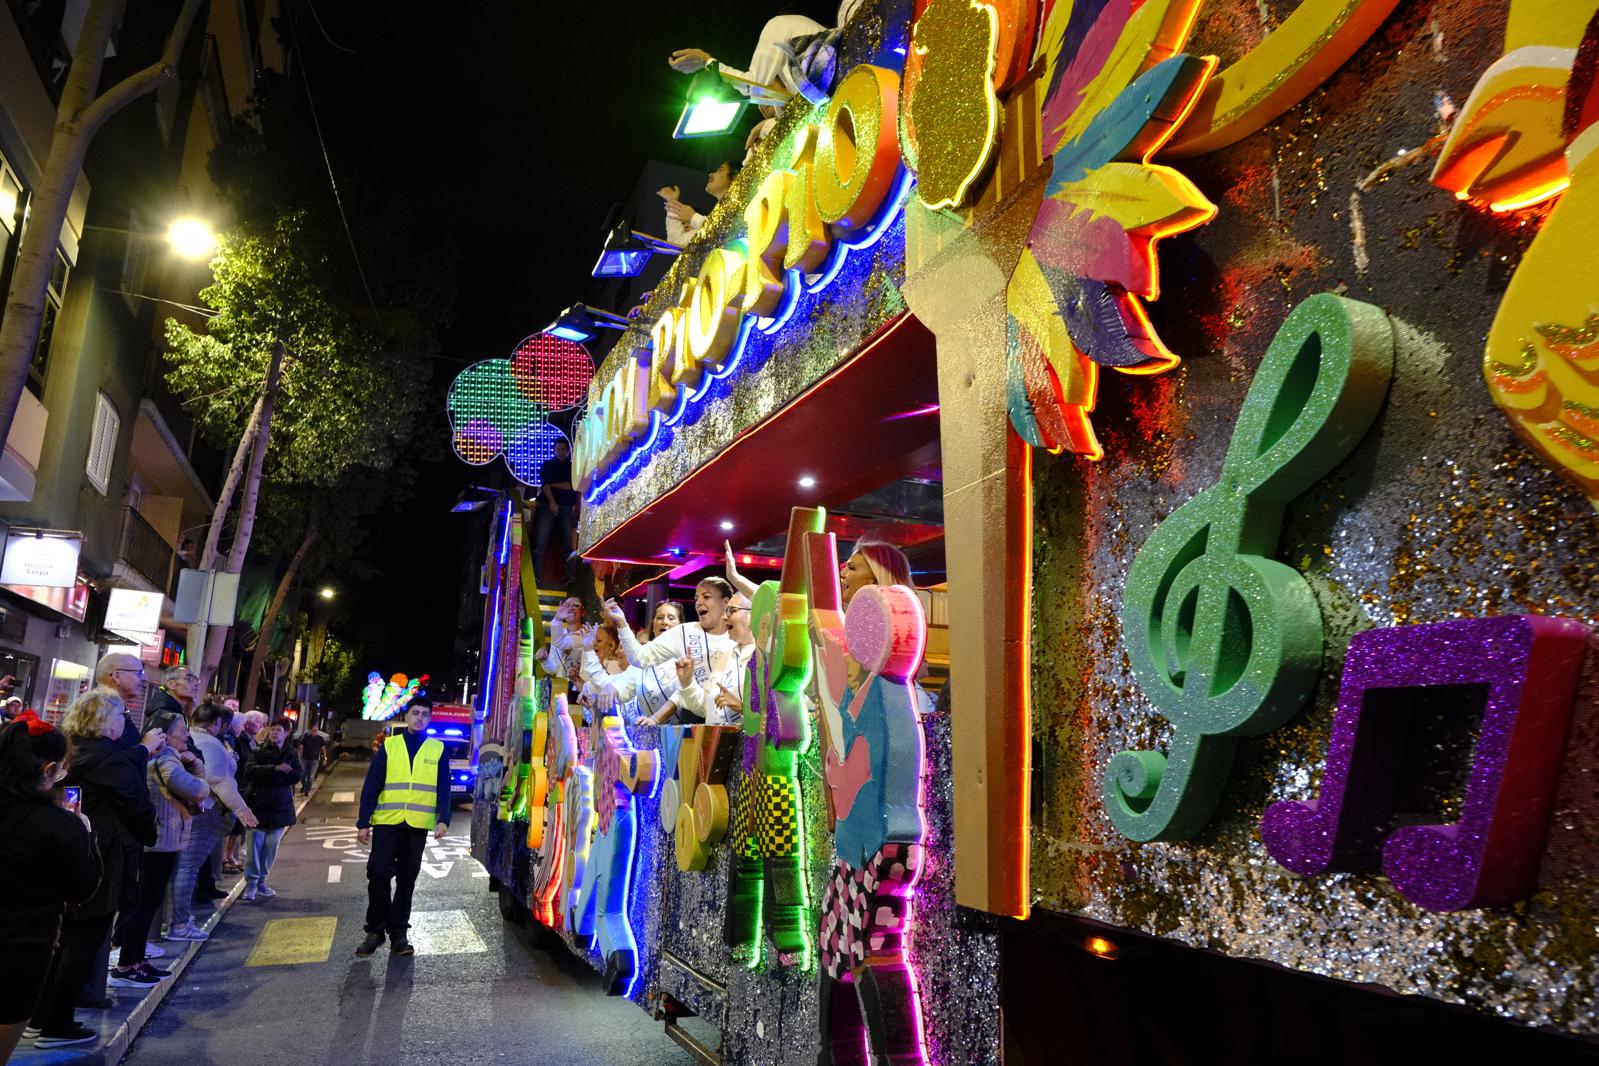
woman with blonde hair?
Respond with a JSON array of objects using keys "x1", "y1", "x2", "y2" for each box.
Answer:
[{"x1": 31, "y1": 690, "x2": 160, "y2": 1045}]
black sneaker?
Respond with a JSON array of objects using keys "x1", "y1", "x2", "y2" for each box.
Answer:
[
  {"x1": 390, "y1": 939, "x2": 415, "y2": 956},
  {"x1": 108, "y1": 966, "x2": 162, "y2": 988},
  {"x1": 354, "y1": 931, "x2": 384, "y2": 957},
  {"x1": 34, "y1": 1023, "x2": 98, "y2": 1048}
]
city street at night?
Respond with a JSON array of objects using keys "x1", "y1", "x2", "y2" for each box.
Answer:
[
  {"x1": 8, "y1": 1, "x2": 1599, "y2": 1064},
  {"x1": 123, "y1": 761, "x2": 692, "y2": 1066}
]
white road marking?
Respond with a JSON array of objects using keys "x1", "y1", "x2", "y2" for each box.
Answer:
[
  {"x1": 407, "y1": 910, "x2": 487, "y2": 955},
  {"x1": 332, "y1": 791, "x2": 356, "y2": 803},
  {"x1": 327, "y1": 865, "x2": 342, "y2": 883}
]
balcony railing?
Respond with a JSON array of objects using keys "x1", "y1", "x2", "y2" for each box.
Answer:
[{"x1": 120, "y1": 507, "x2": 174, "y2": 592}]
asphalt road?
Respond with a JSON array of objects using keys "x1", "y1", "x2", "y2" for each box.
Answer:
[{"x1": 123, "y1": 759, "x2": 695, "y2": 1066}]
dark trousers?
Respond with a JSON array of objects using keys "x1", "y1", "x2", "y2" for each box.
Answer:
[
  {"x1": 116, "y1": 851, "x2": 179, "y2": 967},
  {"x1": 531, "y1": 502, "x2": 575, "y2": 585},
  {"x1": 365, "y1": 824, "x2": 428, "y2": 940},
  {"x1": 110, "y1": 841, "x2": 143, "y2": 949},
  {"x1": 33, "y1": 913, "x2": 114, "y2": 1032}
]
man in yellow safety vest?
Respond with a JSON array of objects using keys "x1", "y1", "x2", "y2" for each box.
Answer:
[{"x1": 354, "y1": 699, "x2": 451, "y2": 956}]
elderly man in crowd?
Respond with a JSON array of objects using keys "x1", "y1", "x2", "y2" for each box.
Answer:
[
  {"x1": 92, "y1": 652, "x2": 146, "y2": 747},
  {"x1": 144, "y1": 665, "x2": 198, "y2": 724}
]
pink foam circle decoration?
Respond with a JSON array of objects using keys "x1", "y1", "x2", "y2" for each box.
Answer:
[{"x1": 844, "y1": 584, "x2": 926, "y2": 682}]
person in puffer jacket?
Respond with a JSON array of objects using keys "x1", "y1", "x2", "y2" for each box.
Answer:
[
  {"x1": 240, "y1": 717, "x2": 300, "y2": 901},
  {"x1": 108, "y1": 711, "x2": 208, "y2": 988}
]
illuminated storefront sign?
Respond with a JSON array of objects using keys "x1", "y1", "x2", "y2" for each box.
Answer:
[
  {"x1": 574, "y1": 63, "x2": 911, "y2": 499},
  {"x1": 0, "y1": 530, "x2": 83, "y2": 589},
  {"x1": 105, "y1": 587, "x2": 162, "y2": 642}
]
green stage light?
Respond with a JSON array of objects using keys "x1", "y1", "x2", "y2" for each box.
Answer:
[{"x1": 674, "y1": 64, "x2": 746, "y2": 139}]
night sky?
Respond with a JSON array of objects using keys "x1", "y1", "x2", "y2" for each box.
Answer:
[{"x1": 288, "y1": 3, "x2": 833, "y2": 690}]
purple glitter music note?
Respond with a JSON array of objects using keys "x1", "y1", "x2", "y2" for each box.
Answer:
[{"x1": 1261, "y1": 615, "x2": 1589, "y2": 911}]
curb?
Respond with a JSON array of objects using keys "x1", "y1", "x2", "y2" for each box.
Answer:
[{"x1": 18, "y1": 774, "x2": 328, "y2": 1066}]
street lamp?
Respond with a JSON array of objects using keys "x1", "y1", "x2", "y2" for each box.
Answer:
[
  {"x1": 319, "y1": 586, "x2": 336, "y2": 600},
  {"x1": 166, "y1": 217, "x2": 218, "y2": 261}
]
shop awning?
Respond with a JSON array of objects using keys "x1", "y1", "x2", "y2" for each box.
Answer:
[{"x1": 584, "y1": 312, "x2": 940, "y2": 565}]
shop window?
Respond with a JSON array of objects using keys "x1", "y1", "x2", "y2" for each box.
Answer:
[{"x1": 86, "y1": 391, "x2": 120, "y2": 494}]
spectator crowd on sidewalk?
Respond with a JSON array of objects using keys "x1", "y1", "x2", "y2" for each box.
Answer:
[{"x1": 0, "y1": 658, "x2": 331, "y2": 1062}]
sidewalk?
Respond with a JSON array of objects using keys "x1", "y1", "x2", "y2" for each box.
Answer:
[{"x1": 14, "y1": 773, "x2": 330, "y2": 1066}]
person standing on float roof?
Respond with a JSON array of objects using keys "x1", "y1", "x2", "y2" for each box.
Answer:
[{"x1": 354, "y1": 698, "x2": 449, "y2": 958}]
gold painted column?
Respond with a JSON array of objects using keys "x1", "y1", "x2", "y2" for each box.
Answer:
[{"x1": 902, "y1": 179, "x2": 1043, "y2": 918}]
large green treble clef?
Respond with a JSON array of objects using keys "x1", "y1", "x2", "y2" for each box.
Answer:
[{"x1": 1105, "y1": 294, "x2": 1395, "y2": 842}]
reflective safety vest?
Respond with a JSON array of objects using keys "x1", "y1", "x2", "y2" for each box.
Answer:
[{"x1": 372, "y1": 734, "x2": 444, "y2": 829}]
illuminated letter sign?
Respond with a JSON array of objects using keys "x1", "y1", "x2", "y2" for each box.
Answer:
[{"x1": 577, "y1": 63, "x2": 911, "y2": 498}]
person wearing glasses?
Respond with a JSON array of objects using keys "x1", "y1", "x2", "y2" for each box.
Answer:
[
  {"x1": 143, "y1": 665, "x2": 199, "y2": 726},
  {"x1": 93, "y1": 652, "x2": 147, "y2": 750},
  {"x1": 672, "y1": 592, "x2": 755, "y2": 727}
]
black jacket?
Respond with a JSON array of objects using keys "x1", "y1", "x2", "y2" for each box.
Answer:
[
  {"x1": 0, "y1": 794, "x2": 101, "y2": 953},
  {"x1": 65, "y1": 734, "x2": 156, "y2": 917},
  {"x1": 143, "y1": 688, "x2": 188, "y2": 725},
  {"x1": 242, "y1": 742, "x2": 301, "y2": 829}
]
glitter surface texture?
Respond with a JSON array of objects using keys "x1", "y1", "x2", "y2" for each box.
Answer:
[
  {"x1": 1031, "y1": 0, "x2": 1599, "y2": 1035},
  {"x1": 1261, "y1": 615, "x2": 1590, "y2": 911}
]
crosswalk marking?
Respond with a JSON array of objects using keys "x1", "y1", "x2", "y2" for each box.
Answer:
[
  {"x1": 332, "y1": 791, "x2": 356, "y2": 803},
  {"x1": 245, "y1": 917, "x2": 338, "y2": 966},
  {"x1": 407, "y1": 910, "x2": 487, "y2": 956},
  {"x1": 327, "y1": 865, "x2": 342, "y2": 883}
]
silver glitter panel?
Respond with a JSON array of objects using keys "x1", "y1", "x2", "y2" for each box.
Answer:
[{"x1": 1030, "y1": 0, "x2": 1599, "y2": 1037}]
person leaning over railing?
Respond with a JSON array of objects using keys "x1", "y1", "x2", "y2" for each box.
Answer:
[{"x1": 0, "y1": 712, "x2": 100, "y2": 1061}]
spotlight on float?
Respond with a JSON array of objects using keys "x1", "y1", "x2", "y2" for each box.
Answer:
[
  {"x1": 592, "y1": 220, "x2": 682, "y2": 279},
  {"x1": 545, "y1": 303, "x2": 631, "y2": 345},
  {"x1": 673, "y1": 64, "x2": 747, "y2": 139}
]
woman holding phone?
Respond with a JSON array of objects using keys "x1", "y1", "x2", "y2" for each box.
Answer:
[
  {"x1": 0, "y1": 712, "x2": 100, "y2": 1060},
  {"x1": 29, "y1": 690, "x2": 159, "y2": 1048}
]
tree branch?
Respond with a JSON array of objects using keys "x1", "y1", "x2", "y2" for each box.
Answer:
[{"x1": 76, "y1": 0, "x2": 205, "y2": 135}]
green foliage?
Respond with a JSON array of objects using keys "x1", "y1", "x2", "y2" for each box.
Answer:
[
  {"x1": 303, "y1": 633, "x2": 359, "y2": 712},
  {"x1": 162, "y1": 212, "x2": 430, "y2": 484}
]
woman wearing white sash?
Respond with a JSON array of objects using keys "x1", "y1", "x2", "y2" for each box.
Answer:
[
  {"x1": 673, "y1": 593, "x2": 755, "y2": 727},
  {"x1": 606, "y1": 577, "x2": 739, "y2": 725}
]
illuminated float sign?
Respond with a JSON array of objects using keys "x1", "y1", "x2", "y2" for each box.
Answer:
[{"x1": 573, "y1": 63, "x2": 908, "y2": 497}]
